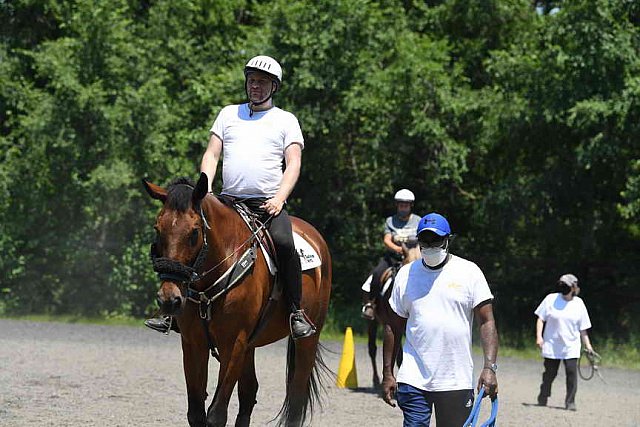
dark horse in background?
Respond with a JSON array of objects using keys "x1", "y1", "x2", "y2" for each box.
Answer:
[
  {"x1": 143, "y1": 172, "x2": 332, "y2": 427},
  {"x1": 365, "y1": 242, "x2": 420, "y2": 389}
]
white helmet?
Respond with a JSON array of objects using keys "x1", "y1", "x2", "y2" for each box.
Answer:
[
  {"x1": 244, "y1": 55, "x2": 282, "y2": 88},
  {"x1": 394, "y1": 189, "x2": 415, "y2": 202}
]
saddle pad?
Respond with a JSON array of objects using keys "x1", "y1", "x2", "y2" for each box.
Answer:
[
  {"x1": 261, "y1": 231, "x2": 322, "y2": 274},
  {"x1": 360, "y1": 274, "x2": 393, "y2": 296},
  {"x1": 361, "y1": 275, "x2": 373, "y2": 292},
  {"x1": 294, "y1": 232, "x2": 322, "y2": 271}
]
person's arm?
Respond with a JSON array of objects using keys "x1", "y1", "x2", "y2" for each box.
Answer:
[
  {"x1": 261, "y1": 143, "x2": 301, "y2": 216},
  {"x1": 382, "y1": 310, "x2": 407, "y2": 407},
  {"x1": 200, "y1": 133, "x2": 223, "y2": 192},
  {"x1": 383, "y1": 233, "x2": 403, "y2": 254},
  {"x1": 475, "y1": 301, "x2": 498, "y2": 398},
  {"x1": 580, "y1": 330, "x2": 594, "y2": 352},
  {"x1": 536, "y1": 317, "x2": 545, "y2": 349}
]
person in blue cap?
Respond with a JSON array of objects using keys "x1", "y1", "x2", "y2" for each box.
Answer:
[{"x1": 381, "y1": 212, "x2": 499, "y2": 427}]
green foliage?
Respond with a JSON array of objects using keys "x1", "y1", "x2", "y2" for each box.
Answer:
[{"x1": 0, "y1": 0, "x2": 638, "y2": 347}]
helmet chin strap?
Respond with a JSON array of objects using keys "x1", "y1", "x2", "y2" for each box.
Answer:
[{"x1": 246, "y1": 81, "x2": 277, "y2": 117}]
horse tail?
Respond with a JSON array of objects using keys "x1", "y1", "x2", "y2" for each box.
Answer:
[{"x1": 275, "y1": 337, "x2": 333, "y2": 426}]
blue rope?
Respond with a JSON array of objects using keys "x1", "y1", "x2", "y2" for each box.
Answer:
[{"x1": 462, "y1": 388, "x2": 499, "y2": 427}]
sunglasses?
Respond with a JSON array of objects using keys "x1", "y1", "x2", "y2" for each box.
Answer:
[{"x1": 419, "y1": 235, "x2": 447, "y2": 249}]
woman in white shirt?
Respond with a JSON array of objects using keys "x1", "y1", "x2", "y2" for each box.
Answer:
[{"x1": 534, "y1": 273, "x2": 594, "y2": 411}]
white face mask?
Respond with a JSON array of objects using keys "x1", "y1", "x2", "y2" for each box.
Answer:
[{"x1": 421, "y1": 247, "x2": 448, "y2": 267}]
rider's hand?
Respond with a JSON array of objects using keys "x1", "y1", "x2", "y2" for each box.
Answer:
[
  {"x1": 260, "y1": 197, "x2": 284, "y2": 216},
  {"x1": 382, "y1": 374, "x2": 398, "y2": 407},
  {"x1": 477, "y1": 369, "x2": 498, "y2": 399},
  {"x1": 394, "y1": 246, "x2": 404, "y2": 255},
  {"x1": 536, "y1": 336, "x2": 544, "y2": 349}
]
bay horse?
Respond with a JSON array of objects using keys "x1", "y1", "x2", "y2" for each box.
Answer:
[
  {"x1": 365, "y1": 242, "x2": 420, "y2": 389},
  {"x1": 143, "y1": 172, "x2": 332, "y2": 427}
]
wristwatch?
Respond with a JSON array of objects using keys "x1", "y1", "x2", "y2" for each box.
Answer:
[{"x1": 484, "y1": 363, "x2": 498, "y2": 373}]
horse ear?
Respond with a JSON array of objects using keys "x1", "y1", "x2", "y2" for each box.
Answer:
[
  {"x1": 142, "y1": 178, "x2": 167, "y2": 202},
  {"x1": 192, "y1": 172, "x2": 208, "y2": 204}
]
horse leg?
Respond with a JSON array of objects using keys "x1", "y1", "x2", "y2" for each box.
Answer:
[
  {"x1": 206, "y1": 339, "x2": 248, "y2": 427},
  {"x1": 367, "y1": 319, "x2": 380, "y2": 389},
  {"x1": 234, "y1": 349, "x2": 258, "y2": 427},
  {"x1": 181, "y1": 333, "x2": 210, "y2": 427}
]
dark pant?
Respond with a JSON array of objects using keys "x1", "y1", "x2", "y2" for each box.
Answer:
[
  {"x1": 538, "y1": 358, "x2": 578, "y2": 406},
  {"x1": 368, "y1": 253, "x2": 399, "y2": 300},
  {"x1": 266, "y1": 209, "x2": 301, "y2": 310},
  {"x1": 396, "y1": 383, "x2": 473, "y2": 427},
  {"x1": 240, "y1": 198, "x2": 301, "y2": 311}
]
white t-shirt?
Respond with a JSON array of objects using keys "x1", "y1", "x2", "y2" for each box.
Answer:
[
  {"x1": 534, "y1": 293, "x2": 591, "y2": 359},
  {"x1": 210, "y1": 103, "x2": 304, "y2": 198},
  {"x1": 390, "y1": 255, "x2": 494, "y2": 392}
]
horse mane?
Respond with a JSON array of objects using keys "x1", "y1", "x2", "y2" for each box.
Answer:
[{"x1": 166, "y1": 177, "x2": 196, "y2": 212}]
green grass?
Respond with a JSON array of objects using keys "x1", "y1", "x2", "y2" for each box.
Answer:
[
  {"x1": 3, "y1": 314, "x2": 638, "y2": 371},
  {"x1": 1, "y1": 313, "x2": 142, "y2": 328}
]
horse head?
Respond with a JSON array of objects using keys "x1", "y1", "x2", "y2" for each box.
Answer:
[
  {"x1": 143, "y1": 172, "x2": 209, "y2": 315},
  {"x1": 402, "y1": 242, "x2": 421, "y2": 264}
]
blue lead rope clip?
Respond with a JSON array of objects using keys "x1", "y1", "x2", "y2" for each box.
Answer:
[{"x1": 462, "y1": 388, "x2": 499, "y2": 427}]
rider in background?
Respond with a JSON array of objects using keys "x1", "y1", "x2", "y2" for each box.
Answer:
[{"x1": 362, "y1": 189, "x2": 420, "y2": 321}]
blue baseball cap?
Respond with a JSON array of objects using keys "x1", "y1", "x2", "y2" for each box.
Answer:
[{"x1": 417, "y1": 213, "x2": 451, "y2": 237}]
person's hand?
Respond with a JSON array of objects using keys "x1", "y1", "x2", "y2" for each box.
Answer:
[
  {"x1": 382, "y1": 374, "x2": 398, "y2": 407},
  {"x1": 260, "y1": 197, "x2": 285, "y2": 216},
  {"x1": 478, "y1": 369, "x2": 498, "y2": 399},
  {"x1": 536, "y1": 336, "x2": 544, "y2": 349}
]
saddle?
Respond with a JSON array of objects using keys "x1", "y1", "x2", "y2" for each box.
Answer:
[
  {"x1": 217, "y1": 195, "x2": 312, "y2": 345},
  {"x1": 361, "y1": 261, "x2": 402, "y2": 299}
]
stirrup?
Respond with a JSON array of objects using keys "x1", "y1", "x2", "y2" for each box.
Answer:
[
  {"x1": 361, "y1": 302, "x2": 375, "y2": 320},
  {"x1": 290, "y1": 309, "x2": 317, "y2": 340}
]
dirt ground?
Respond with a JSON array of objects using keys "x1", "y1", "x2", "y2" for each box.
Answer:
[{"x1": 1, "y1": 319, "x2": 639, "y2": 426}]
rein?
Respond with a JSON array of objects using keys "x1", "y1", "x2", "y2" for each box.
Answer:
[
  {"x1": 578, "y1": 348, "x2": 605, "y2": 383},
  {"x1": 462, "y1": 388, "x2": 499, "y2": 427},
  {"x1": 150, "y1": 193, "x2": 274, "y2": 320}
]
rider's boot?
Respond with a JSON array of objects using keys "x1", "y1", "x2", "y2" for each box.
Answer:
[
  {"x1": 290, "y1": 309, "x2": 317, "y2": 340},
  {"x1": 144, "y1": 315, "x2": 179, "y2": 334}
]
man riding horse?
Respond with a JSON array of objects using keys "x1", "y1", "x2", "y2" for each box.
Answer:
[
  {"x1": 361, "y1": 189, "x2": 420, "y2": 321},
  {"x1": 145, "y1": 55, "x2": 315, "y2": 340}
]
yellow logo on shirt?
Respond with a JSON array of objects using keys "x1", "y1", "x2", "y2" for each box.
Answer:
[{"x1": 447, "y1": 282, "x2": 462, "y2": 290}]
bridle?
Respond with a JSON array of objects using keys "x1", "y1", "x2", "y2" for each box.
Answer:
[
  {"x1": 150, "y1": 203, "x2": 211, "y2": 287},
  {"x1": 149, "y1": 192, "x2": 273, "y2": 318}
]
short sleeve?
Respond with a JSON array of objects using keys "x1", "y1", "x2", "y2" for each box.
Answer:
[
  {"x1": 390, "y1": 265, "x2": 410, "y2": 318},
  {"x1": 471, "y1": 264, "x2": 493, "y2": 308},
  {"x1": 210, "y1": 108, "x2": 226, "y2": 141},
  {"x1": 578, "y1": 300, "x2": 592, "y2": 331},
  {"x1": 284, "y1": 114, "x2": 304, "y2": 149},
  {"x1": 383, "y1": 217, "x2": 393, "y2": 235},
  {"x1": 534, "y1": 297, "x2": 548, "y2": 321}
]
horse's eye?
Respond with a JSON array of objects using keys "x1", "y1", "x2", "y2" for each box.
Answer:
[{"x1": 189, "y1": 229, "x2": 199, "y2": 247}]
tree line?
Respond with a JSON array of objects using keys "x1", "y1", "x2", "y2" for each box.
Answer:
[{"x1": 1, "y1": 0, "x2": 639, "y2": 344}]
